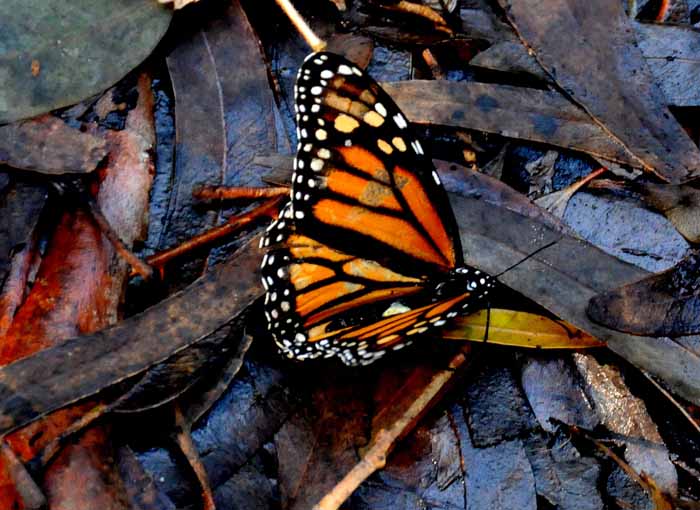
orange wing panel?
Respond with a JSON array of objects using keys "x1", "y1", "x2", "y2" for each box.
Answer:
[
  {"x1": 394, "y1": 166, "x2": 455, "y2": 267},
  {"x1": 287, "y1": 234, "x2": 353, "y2": 262},
  {"x1": 337, "y1": 146, "x2": 391, "y2": 184},
  {"x1": 341, "y1": 259, "x2": 421, "y2": 284},
  {"x1": 326, "y1": 170, "x2": 402, "y2": 211},
  {"x1": 289, "y1": 263, "x2": 337, "y2": 291},
  {"x1": 313, "y1": 198, "x2": 448, "y2": 267},
  {"x1": 296, "y1": 280, "x2": 365, "y2": 318}
]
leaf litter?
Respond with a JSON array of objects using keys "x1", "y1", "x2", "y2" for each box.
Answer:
[
  {"x1": 0, "y1": 0, "x2": 699, "y2": 508},
  {"x1": 496, "y1": 0, "x2": 700, "y2": 182},
  {"x1": 0, "y1": 73, "x2": 156, "y2": 509}
]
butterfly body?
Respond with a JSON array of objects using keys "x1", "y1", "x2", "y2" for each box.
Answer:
[{"x1": 261, "y1": 51, "x2": 494, "y2": 365}]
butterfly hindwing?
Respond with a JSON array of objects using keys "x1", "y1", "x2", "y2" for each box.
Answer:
[{"x1": 261, "y1": 204, "x2": 490, "y2": 365}]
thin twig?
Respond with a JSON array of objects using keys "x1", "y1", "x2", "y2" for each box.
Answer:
[
  {"x1": 141, "y1": 196, "x2": 283, "y2": 275},
  {"x1": 313, "y1": 347, "x2": 472, "y2": 510},
  {"x1": 421, "y1": 48, "x2": 445, "y2": 79},
  {"x1": 389, "y1": 1, "x2": 452, "y2": 34},
  {"x1": 641, "y1": 370, "x2": 700, "y2": 435},
  {"x1": 543, "y1": 166, "x2": 606, "y2": 215},
  {"x1": 173, "y1": 404, "x2": 215, "y2": 510},
  {"x1": 85, "y1": 196, "x2": 154, "y2": 279},
  {"x1": 655, "y1": 0, "x2": 670, "y2": 21},
  {"x1": 274, "y1": 0, "x2": 326, "y2": 51},
  {"x1": 193, "y1": 185, "x2": 288, "y2": 202}
]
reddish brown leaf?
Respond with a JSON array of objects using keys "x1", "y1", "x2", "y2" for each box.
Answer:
[
  {"x1": 42, "y1": 426, "x2": 130, "y2": 510},
  {"x1": 0, "y1": 74, "x2": 155, "y2": 509}
]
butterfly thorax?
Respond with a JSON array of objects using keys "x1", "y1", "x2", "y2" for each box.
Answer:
[{"x1": 436, "y1": 267, "x2": 495, "y2": 301}]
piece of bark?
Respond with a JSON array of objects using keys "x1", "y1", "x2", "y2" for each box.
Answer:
[
  {"x1": 464, "y1": 361, "x2": 537, "y2": 448},
  {"x1": 0, "y1": 116, "x2": 107, "y2": 175},
  {"x1": 497, "y1": 0, "x2": 700, "y2": 182}
]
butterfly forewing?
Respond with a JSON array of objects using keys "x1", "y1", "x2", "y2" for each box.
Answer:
[
  {"x1": 289, "y1": 51, "x2": 463, "y2": 276},
  {"x1": 261, "y1": 51, "x2": 494, "y2": 365}
]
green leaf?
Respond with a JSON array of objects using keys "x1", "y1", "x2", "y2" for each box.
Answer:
[{"x1": 0, "y1": 0, "x2": 171, "y2": 123}]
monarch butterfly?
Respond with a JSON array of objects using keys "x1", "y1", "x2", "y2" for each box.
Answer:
[{"x1": 260, "y1": 51, "x2": 494, "y2": 366}]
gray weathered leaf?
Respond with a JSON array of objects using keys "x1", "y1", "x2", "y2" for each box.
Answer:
[{"x1": 0, "y1": 0, "x2": 171, "y2": 123}]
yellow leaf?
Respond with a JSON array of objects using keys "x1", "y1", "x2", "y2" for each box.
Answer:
[{"x1": 441, "y1": 309, "x2": 604, "y2": 349}]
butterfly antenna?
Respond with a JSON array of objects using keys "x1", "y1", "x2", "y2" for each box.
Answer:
[
  {"x1": 274, "y1": 0, "x2": 327, "y2": 52},
  {"x1": 494, "y1": 240, "x2": 558, "y2": 278}
]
